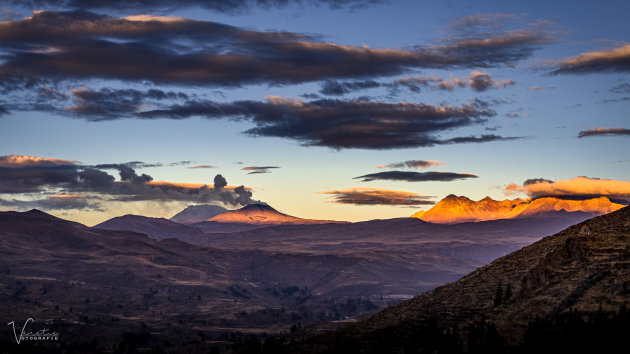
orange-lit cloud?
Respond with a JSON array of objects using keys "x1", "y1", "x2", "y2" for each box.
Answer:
[
  {"x1": 503, "y1": 183, "x2": 524, "y2": 196},
  {"x1": 551, "y1": 44, "x2": 630, "y2": 74},
  {"x1": 0, "y1": 154, "x2": 78, "y2": 167},
  {"x1": 504, "y1": 176, "x2": 630, "y2": 201},
  {"x1": 320, "y1": 187, "x2": 435, "y2": 206}
]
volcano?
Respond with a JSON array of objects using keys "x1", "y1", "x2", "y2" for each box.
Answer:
[{"x1": 206, "y1": 203, "x2": 345, "y2": 225}]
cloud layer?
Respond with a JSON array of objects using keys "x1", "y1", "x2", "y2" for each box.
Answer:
[
  {"x1": 320, "y1": 187, "x2": 435, "y2": 206},
  {"x1": 0, "y1": 10, "x2": 553, "y2": 90}
]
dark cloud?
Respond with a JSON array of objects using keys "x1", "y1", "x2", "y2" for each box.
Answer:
[
  {"x1": 21, "y1": 86, "x2": 517, "y2": 149},
  {"x1": 319, "y1": 80, "x2": 381, "y2": 96},
  {"x1": 13, "y1": 0, "x2": 386, "y2": 13},
  {"x1": 610, "y1": 83, "x2": 630, "y2": 94},
  {"x1": 353, "y1": 171, "x2": 478, "y2": 182},
  {"x1": 550, "y1": 44, "x2": 630, "y2": 75},
  {"x1": 523, "y1": 178, "x2": 554, "y2": 185},
  {"x1": 578, "y1": 127, "x2": 630, "y2": 138},
  {"x1": 66, "y1": 88, "x2": 188, "y2": 120},
  {"x1": 242, "y1": 166, "x2": 280, "y2": 174},
  {"x1": 213, "y1": 174, "x2": 228, "y2": 189},
  {"x1": 140, "y1": 97, "x2": 509, "y2": 150},
  {"x1": 0, "y1": 156, "x2": 254, "y2": 207},
  {"x1": 0, "y1": 11, "x2": 553, "y2": 90},
  {"x1": 321, "y1": 187, "x2": 436, "y2": 206},
  {"x1": 0, "y1": 165, "x2": 82, "y2": 193},
  {"x1": 376, "y1": 160, "x2": 444, "y2": 169}
]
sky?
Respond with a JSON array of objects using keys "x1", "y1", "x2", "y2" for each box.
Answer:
[{"x1": 0, "y1": 0, "x2": 629, "y2": 225}]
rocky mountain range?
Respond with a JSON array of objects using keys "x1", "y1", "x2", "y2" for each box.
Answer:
[{"x1": 412, "y1": 195, "x2": 624, "y2": 223}]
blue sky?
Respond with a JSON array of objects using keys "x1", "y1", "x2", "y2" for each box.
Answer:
[{"x1": 0, "y1": 0, "x2": 629, "y2": 225}]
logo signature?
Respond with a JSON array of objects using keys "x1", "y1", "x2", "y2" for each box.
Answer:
[{"x1": 7, "y1": 318, "x2": 59, "y2": 344}]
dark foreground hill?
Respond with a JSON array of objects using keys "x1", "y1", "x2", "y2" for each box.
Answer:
[{"x1": 289, "y1": 206, "x2": 630, "y2": 353}]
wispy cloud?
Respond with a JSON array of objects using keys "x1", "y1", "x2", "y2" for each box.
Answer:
[{"x1": 578, "y1": 127, "x2": 630, "y2": 138}]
